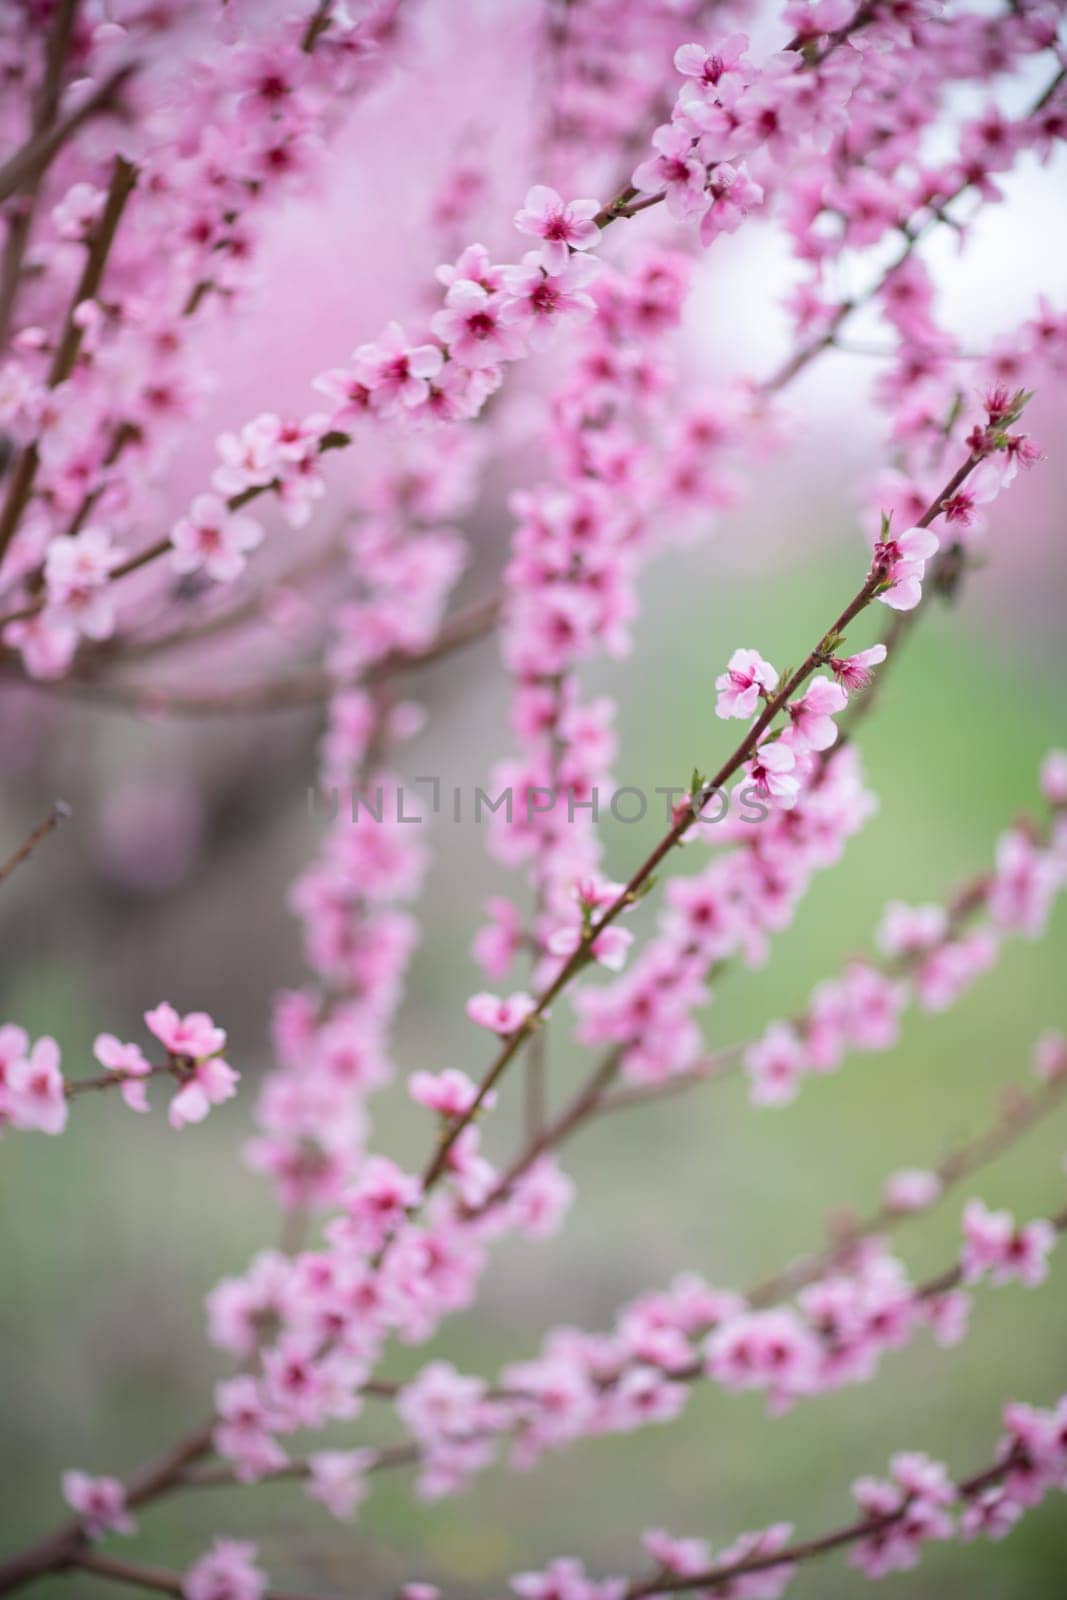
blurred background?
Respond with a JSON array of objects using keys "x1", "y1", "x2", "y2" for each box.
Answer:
[{"x1": 2, "y1": 0, "x2": 1067, "y2": 1594}]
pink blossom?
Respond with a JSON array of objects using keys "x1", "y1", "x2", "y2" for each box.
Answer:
[
  {"x1": 699, "y1": 164, "x2": 764, "y2": 244},
  {"x1": 915, "y1": 930, "x2": 999, "y2": 1013},
  {"x1": 3, "y1": 611, "x2": 78, "y2": 679},
  {"x1": 212, "y1": 1375, "x2": 287, "y2": 1483},
  {"x1": 1033, "y1": 1030, "x2": 1067, "y2": 1083},
  {"x1": 431, "y1": 279, "x2": 525, "y2": 369},
  {"x1": 144, "y1": 1003, "x2": 226, "y2": 1059},
  {"x1": 512, "y1": 1558, "x2": 623, "y2": 1600},
  {"x1": 884, "y1": 1168, "x2": 942, "y2": 1213},
  {"x1": 513, "y1": 186, "x2": 602, "y2": 273},
  {"x1": 351, "y1": 322, "x2": 444, "y2": 415},
  {"x1": 500, "y1": 254, "x2": 601, "y2": 347},
  {"x1": 988, "y1": 829, "x2": 1060, "y2": 938},
  {"x1": 891, "y1": 1450, "x2": 956, "y2": 1506},
  {"x1": 4, "y1": 1037, "x2": 66, "y2": 1135},
  {"x1": 785, "y1": 675, "x2": 847, "y2": 753},
  {"x1": 705, "y1": 1308, "x2": 820, "y2": 1398},
  {"x1": 960, "y1": 1199, "x2": 1057, "y2": 1287},
  {"x1": 829, "y1": 643, "x2": 887, "y2": 691},
  {"x1": 93, "y1": 1033, "x2": 153, "y2": 1113},
  {"x1": 61, "y1": 1470, "x2": 135, "y2": 1537},
  {"x1": 337, "y1": 1156, "x2": 421, "y2": 1248},
  {"x1": 171, "y1": 494, "x2": 263, "y2": 583},
  {"x1": 674, "y1": 35, "x2": 751, "y2": 103},
  {"x1": 51, "y1": 182, "x2": 104, "y2": 240},
  {"x1": 472, "y1": 897, "x2": 523, "y2": 981},
  {"x1": 466, "y1": 991, "x2": 537, "y2": 1034},
  {"x1": 746, "y1": 1022, "x2": 808, "y2": 1106},
  {"x1": 168, "y1": 1056, "x2": 240, "y2": 1129},
  {"x1": 397, "y1": 1361, "x2": 488, "y2": 1445},
  {"x1": 877, "y1": 900, "x2": 948, "y2": 958},
  {"x1": 182, "y1": 1538, "x2": 266, "y2": 1600},
  {"x1": 960, "y1": 1486, "x2": 1023, "y2": 1541},
  {"x1": 715, "y1": 648, "x2": 779, "y2": 719},
  {"x1": 1039, "y1": 749, "x2": 1067, "y2": 808},
  {"x1": 633, "y1": 124, "x2": 709, "y2": 220},
  {"x1": 873, "y1": 523, "x2": 940, "y2": 611},
  {"x1": 43, "y1": 527, "x2": 120, "y2": 641},
  {"x1": 409, "y1": 1069, "x2": 484, "y2": 1118},
  {"x1": 546, "y1": 922, "x2": 633, "y2": 973},
  {"x1": 641, "y1": 1528, "x2": 710, "y2": 1577},
  {"x1": 745, "y1": 741, "x2": 799, "y2": 809},
  {"x1": 306, "y1": 1449, "x2": 374, "y2": 1520}
]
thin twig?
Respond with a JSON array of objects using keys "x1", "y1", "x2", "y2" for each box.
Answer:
[
  {"x1": 0, "y1": 155, "x2": 138, "y2": 561},
  {"x1": 0, "y1": 64, "x2": 135, "y2": 206},
  {"x1": 0, "y1": 801, "x2": 69, "y2": 889}
]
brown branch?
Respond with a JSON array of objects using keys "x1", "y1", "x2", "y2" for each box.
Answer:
[
  {"x1": 0, "y1": 800, "x2": 69, "y2": 889},
  {"x1": 0, "y1": 0, "x2": 80, "y2": 346},
  {"x1": 0, "y1": 155, "x2": 138, "y2": 562},
  {"x1": 2, "y1": 594, "x2": 503, "y2": 717},
  {"x1": 0, "y1": 63, "x2": 135, "y2": 206},
  {"x1": 64, "y1": 1061, "x2": 176, "y2": 1099},
  {"x1": 74, "y1": 1549, "x2": 335, "y2": 1600},
  {"x1": 0, "y1": 1422, "x2": 212, "y2": 1596},
  {"x1": 623, "y1": 1452, "x2": 1019, "y2": 1598}
]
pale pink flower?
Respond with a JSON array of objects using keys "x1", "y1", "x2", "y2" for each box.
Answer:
[
  {"x1": 961, "y1": 1199, "x2": 1056, "y2": 1287},
  {"x1": 431, "y1": 280, "x2": 525, "y2": 369},
  {"x1": 93, "y1": 1033, "x2": 152, "y2": 1113},
  {"x1": 746, "y1": 1022, "x2": 808, "y2": 1106},
  {"x1": 144, "y1": 1003, "x2": 226, "y2": 1058},
  {"x1": 884, "y1": 1168, "x2": 942, "y2": 1213},
  {"x1": 960, "y1": 1486, "x2": 1023, "y2": 1541},
  {"x1": 43, "y1": 526, "x2": 120, "y2": 641},
  {"x1": 61, "y1": 1470, "x2": 135, "y2": 1537},
  {"x1": 168, "y1": 1056, "x2": 240, "y2": 1129},
  {"x1": 182, "y1": 1537, "x2": 266, "y2": 1600},
  {"x1": 1033, "y1": 1029, "x2": 1067, "y2": 1083},
  {"x1": 745, "y1": 741, "x2": 799, "y2": 809},
  {"x1": 874, "y1": 523, "x2": 940, "y2": 611},
  {"x1": 465, "y1": 992, "x2": 537, "y2": 1034},
  {"x1": 876, "y1": 901, "x2": 948, "y2": 957},
  {"x1": 512, "y1": 1558, "x2": 623, "y2": 1600},
  {"x1": 988, "y1": 829, "x2": 1060, "y2": 938},
  {"x1": 829, "y1": 643, "x2": 887, "y2": 691},
  {"x1": 674, "y1": 36, "x2": 751, "y2": 102},
  {"x1": 546, "y1": 922, "x2": 633, "y2": 973},
  {"x1": 891, "y1": 1451, "x2": 956, "y2": 1506},
  {"x1": 472, "y1": 897, "x2": 523, "y2": 981},
  {"x1": 306, "y1": 1449, "x2": 374, "y2": 1520},
  {"x1": 171, "y1": 494, "x2": 263, "y2": 583},
  {"x1": 785, "y1": 676, "x2": 847, "y2": 752},
  {"x1": 4, "y1": 1038, "x2": 66, "y2": 1135},
  {"x1": 51, "y1": 182, "x2": 104, "y2": 240},
  {"x1": 715, "y1": 648, "x2": 778, "y2": 719},
  {"x1": 409, "y1": 1069, "x2": 484, "y2": 1117},
  {"x1": 1039, "y1": 749, "x2": 1067, "y2": 807},
  {"x1": 3, "y1": 611, "x2": 78, "y2": 680},
  {"x1": 633, "y1": 124, "x2": 709, "y2": 220},
  {"x1": 513, "y1": 186, "x2": 602, "y2": 272},
  {"x1": 500, "y1": 254, "x2": 601, "y2": 347},
  {"x1": 351, "y1": 322, "x2": 443, "y2": 414},
  {"x1": 699, "y1": 163, "x2": 764, "y2": 243}
]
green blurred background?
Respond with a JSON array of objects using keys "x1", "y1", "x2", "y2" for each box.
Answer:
[{"x1": 2, "y1": 511, "x2": 1066, "y2": 1595}]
